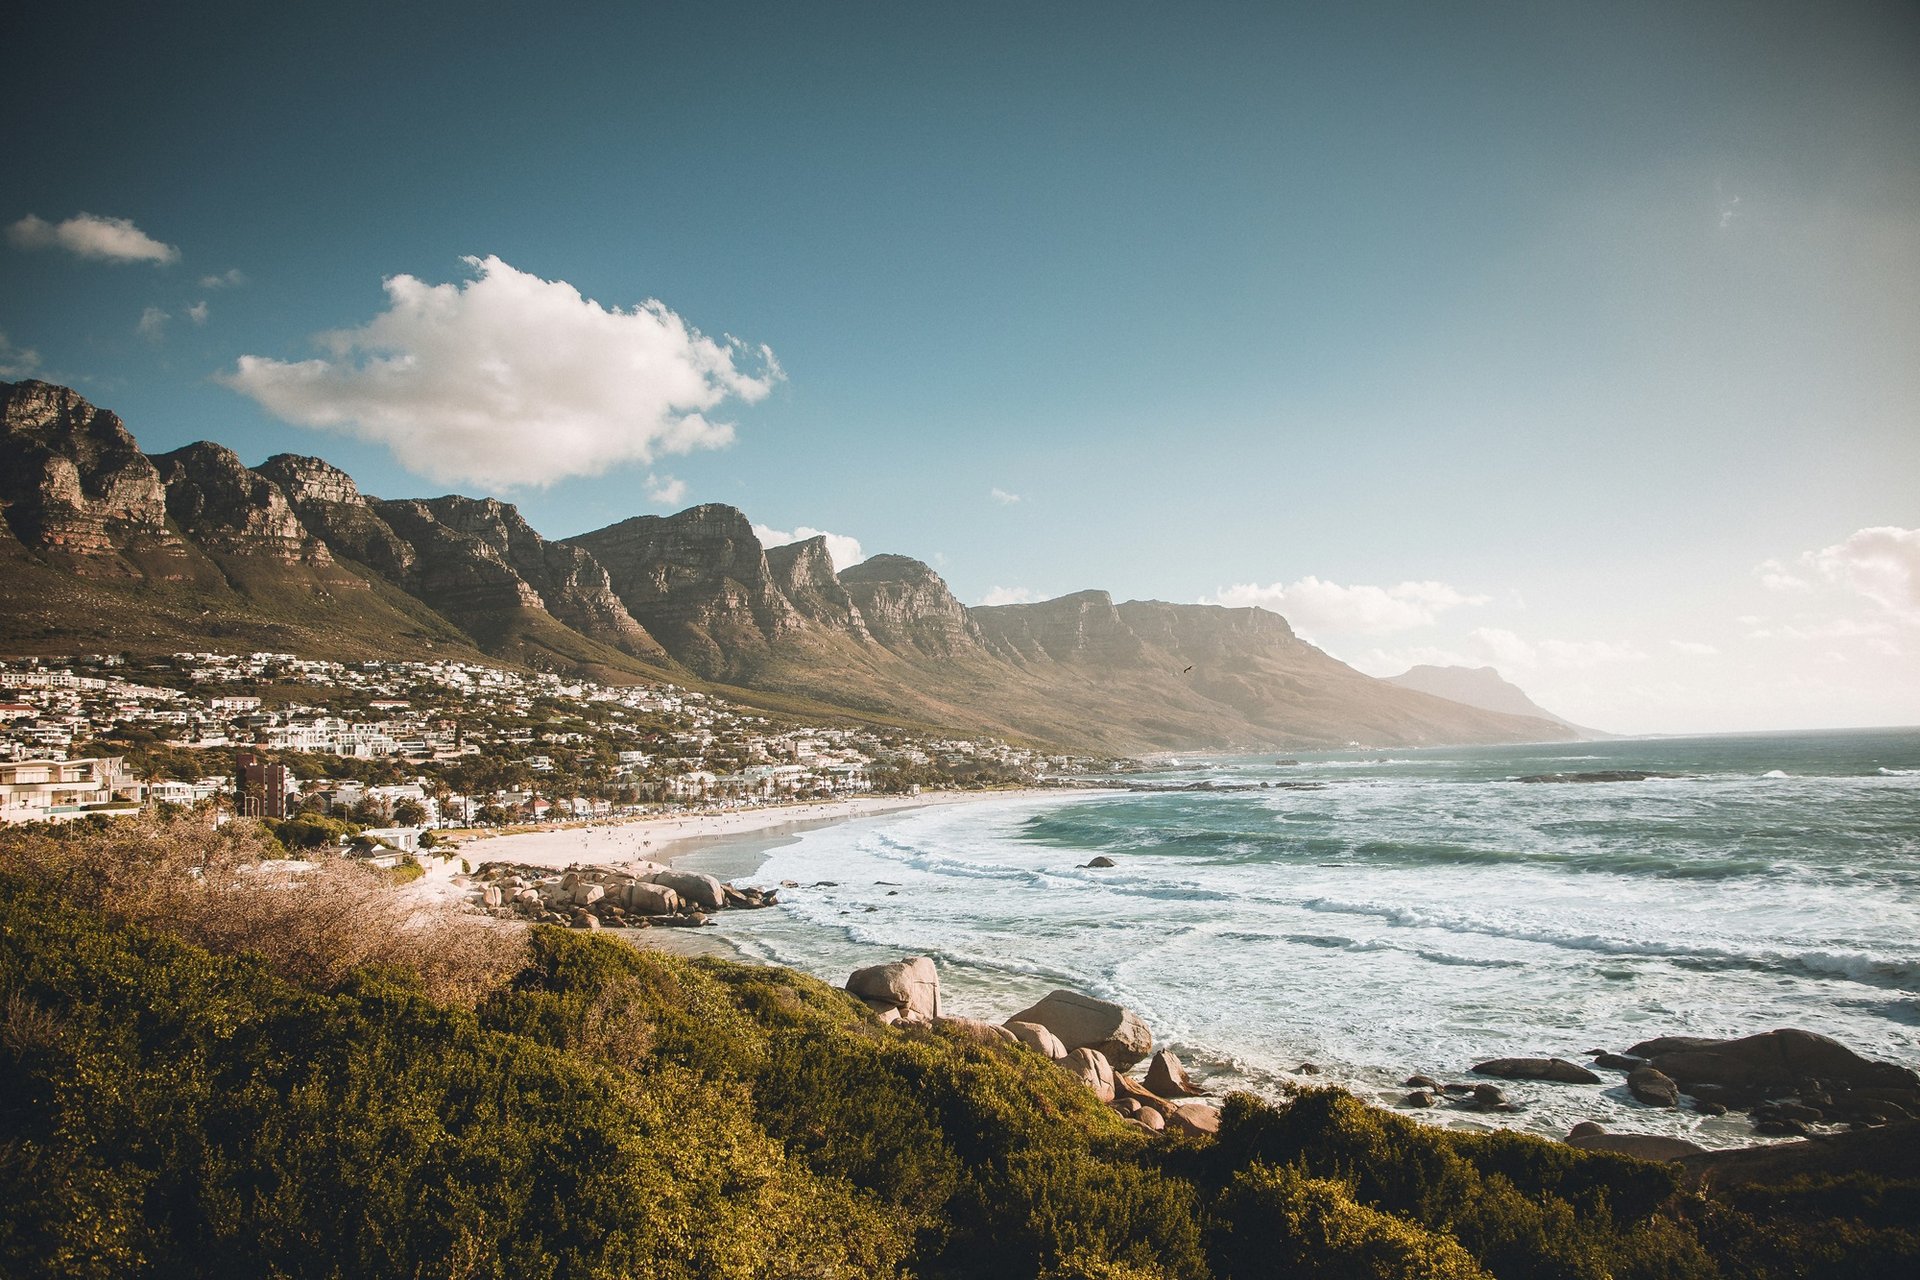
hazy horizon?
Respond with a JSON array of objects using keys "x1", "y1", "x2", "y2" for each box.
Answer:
[{"x1": 3, "y1": 1, "x2": 1915, "y2": 736}]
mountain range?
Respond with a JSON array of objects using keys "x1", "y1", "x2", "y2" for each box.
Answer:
[
  {"x1": 0, "y1": 379, "x2": 1575, "y2": 752},
  {"x1": 1383, "y1": 664, "x2": 1607, "y2": 740}
]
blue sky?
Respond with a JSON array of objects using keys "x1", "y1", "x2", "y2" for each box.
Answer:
[{"x1": 4, "y1": 0, "x2": 1917, "y2": 733}]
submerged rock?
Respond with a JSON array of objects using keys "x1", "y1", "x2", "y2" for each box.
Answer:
[{"x1": 1473, "y1": 1057, "x2": 1603, "y2": 1084}]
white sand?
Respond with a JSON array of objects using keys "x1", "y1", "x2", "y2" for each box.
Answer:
[{"x1": 405, "y1": 788, "x2": 1064, "y2": 906}]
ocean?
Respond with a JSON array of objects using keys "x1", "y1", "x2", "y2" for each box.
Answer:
[{"x1": 679, "y1": 727, "x2": 1920, "y2": 1147}]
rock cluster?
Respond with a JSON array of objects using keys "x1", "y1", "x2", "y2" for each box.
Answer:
[
  {"x1": 845, "y1": 959, "x2": 1221, "y2": 1139},
  {"x1": 468, "y1": 861, "x2": 777, "y2": 929},
  {"x1": 1578, "y1": 1028, "x2": 1920, "y2": 1138}
]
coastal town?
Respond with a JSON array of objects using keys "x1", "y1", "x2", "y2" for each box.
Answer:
[{"x1": 0, "y1": 651, "x2": 1109, "y2": 833}]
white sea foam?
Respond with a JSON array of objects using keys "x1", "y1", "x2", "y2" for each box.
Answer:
[{"x1": 693, "y1": 732, "x2": 1920, "y2": 1148}]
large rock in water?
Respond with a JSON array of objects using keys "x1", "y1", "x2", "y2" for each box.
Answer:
[
  {"x1": 1473, "y1": 1057, "x2": 1603, "y2": 1085},
  {"x1": 1145, "y1": 1049, "x2": 1207, "y2": 1097},
  {"x1": 846, "y1": 956, "x2": 940, "y2": 1022},
  {"x1": 1629, "y1": 1066, "x2": 1681, "y2": 1108},
  {"x1": 1627, "y1": 1029, "x2": 1920, "y2": 1093},
  {"x1": 1007, "y1": 989, "x2": 1153, "y2": 1070},
  {"x1": 646, "y1": 870, "x2": 726, "y2": 912}
]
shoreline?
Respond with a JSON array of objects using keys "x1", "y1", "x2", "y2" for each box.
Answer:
[{"x1": 406, "y1": 787, "x2": 1077, "y2": 914}]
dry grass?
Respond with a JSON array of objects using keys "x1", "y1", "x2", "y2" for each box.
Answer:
[{"x1": 0, "y1": 812, "x2": 523, "y2": 1005}]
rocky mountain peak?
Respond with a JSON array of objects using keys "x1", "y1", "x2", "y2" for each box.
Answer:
[
  {"x1": 766, "y1": 536, "x2": 870, "y2": 639},
  {"x1": 256, "y1": 454, "x2": 368, "y2": 507},
  {"x1": 0, "y1": 379, "x2": 180, "y2": 573},
  {"x1": 564, "y1": 503, "x2": 800, "y2": 678},
  {"x1": 151, "y1": 442, "x2": 334, "y2": 565},
  {"x1": 838, "y1": 554, "x2": 983, "y2": 658}
]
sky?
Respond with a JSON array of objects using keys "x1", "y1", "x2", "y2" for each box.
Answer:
[{"x1": 3, "y1": 0, "x2": 1916, "y2": 735}]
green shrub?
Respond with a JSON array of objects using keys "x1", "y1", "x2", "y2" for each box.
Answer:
[{"x1": 1215, "y1": 1162, "x2": 1490, "y2": 1279}]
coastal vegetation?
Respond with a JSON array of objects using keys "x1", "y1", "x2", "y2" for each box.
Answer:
[{"x1": 2, "y1": 815, "x2": 1916, "y2": 1278}]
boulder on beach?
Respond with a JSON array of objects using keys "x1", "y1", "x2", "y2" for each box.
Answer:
[
  {"x1": 1005, "y1": 1019, "x2": 1069, "y2": 1061},
  {"x1": 1568, "y1": 1121, "x2": 1607, "y2": 1138},
  {"x1": 1083, "y1": 856, "x2": 1116, "y2": 868},
  {"x1": 1472, "y1": 1057, "x2": 1602, "y2": 1084},
  {"x1": 646, "y1": 869, "x2": 727, "y2": 912},
  {"x1": 846, "y1": 956, "x2": 940, "y2": 1022},
  {"x1": 1144, "y1": 1049, "x2": 1207, "y2": 1098},
  {"x1": 1064, "y1": 1047, "x2": 1117, "y2": 1103},
  {"x1": 1007, "y1": 989, "x2": 1153, "y2": 1070},
  {"x1": 1629, "y1": 1066, "x2": 1681, "y2": 1108},
  {"x1": 1170, "y1": 1102, "x2": 1221, "y2": 1137},
  {"x1": 623, "y1": 882, "x2": 681, "y2": 915},
  {"x1": 1627, "y1": 1028, "x2": 1920, "y2": 1094}
]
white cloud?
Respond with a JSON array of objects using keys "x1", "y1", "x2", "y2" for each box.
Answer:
[
  {"x1": 199, "y1": 268, "x2": 247, "y2": 289},
  {"x1": 219, "y1": 255, "x2": 781, "y2": 489},
  {"x1": 8, "y1": 212, "x2": 179, "y2": 264},
  {"x1": 1808, "y1": 526, "x2": 1920, "y2": 618},
  {"x1": 979, "y1": 586, "x2": 1038, "y2": 607},
  {"x1": 1669, "y1": 640, "x2": 1719, "y2": 656},
  {"x1": 136, "y1": 307, "x2": 169, "y2": 342},
  {"x1": 1209, "y1": 576, "x2": 1489, "y2": 637},
  {"x1": 1756, "y1": 558, "x2": 1812, "y2": 592},
  {"x1": 990, "y1": 487, "x2": 1021, "y2": 505},
  {"x1": 186, "y1": 300, "x2": 209, "y2": 325},
  {"x1": 1465, "y1": 628, "x2": 1647, "y2": 670},
  {"x1": 753, "y1": 523, "x2": 863, "y2": 571},
  {"x1": 0, "y1": 332, "x2": 40, "y2": 377},
  {"x1": 643, "y1": 473, "x2": 687, "y2": 505}
]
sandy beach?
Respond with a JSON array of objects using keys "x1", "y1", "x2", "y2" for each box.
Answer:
[{"x1": 406, "y1": 788, "x2": 1068, "y2": 910}]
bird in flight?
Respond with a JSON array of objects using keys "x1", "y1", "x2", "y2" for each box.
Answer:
[{"x1": 1182, "y1": 665, "x2": 1194, "y2": 674}]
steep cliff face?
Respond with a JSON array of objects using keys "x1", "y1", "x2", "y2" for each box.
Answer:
[
  {"x1": 975, "y1": 590, "x2": 1147, "y2": 667},
  {"x1": 370, "y1": 499, "x2": 546, "y2": 620},
  {"x1": 0, "y1": 380, "x2": 208, "y2": 580},
  {"x1": 565, "y1": 505, "x2": 800, "y2": 678},
  {"x1": 421, "y1": 496, "x2": 668, "y2": 661},
  {"x1": 765, "y1": 537, "x2": 870, "y2": 640},
  {"x1": 837, "y1": 554, "x2": 985, "y2": 658},
  {"x1": 256, "y1": 454, "x2": 417, "y2": 579},
  {"x1": 151, "y1": 443, "x2": 337, "y2": 567}
]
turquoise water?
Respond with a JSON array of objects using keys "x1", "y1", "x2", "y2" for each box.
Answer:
[{"x1": 689, "y1": 728, "x2": 1920, "y2": 1145}]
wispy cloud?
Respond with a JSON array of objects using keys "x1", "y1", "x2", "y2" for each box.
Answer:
[
  {"x1": 0, "y1": 332, "x2": 41, "y2": 377},
  {"x1": 220, "y1": 255, "x2": 781, "y2": 489},
  {"x1": 1469, "y1": 627, "x2": 1648, "y2": 669},
  {"x1": 753, "y1": 522, "x2": 864, "y2": 571},
  {"x1": 198, "y1": 268, "x2": 247, "y2": 289},
  {"x1": 1209, "y1": 576, "x2": 1489, "y2": 638},
  {"x1": 978, "y1": 586, "x2": 1038, "y2": 606},
  {"x1": 1669, "y1": 640, "x2": 1719, "y2": 656},
  {"x1": 643, "y1": 473, "x2": 686, "y2": 505},
  {"x1": 186, "y1": 300, "x2": 210, "y2": 325},
  {"x1": 8, "y1": 212, "x2": 179, "y2": 264},
  {"x1": 136, "y1": 307, "x2": 170, "y2": 342},
  {"x1": 990, "y1": 487, "x2": 1021, "y2": 505}
]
